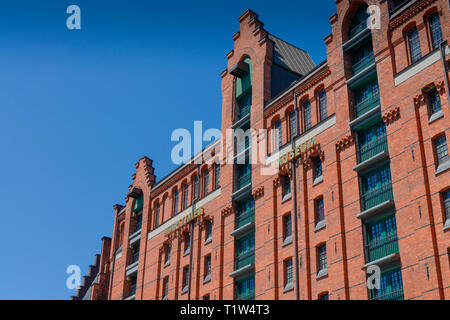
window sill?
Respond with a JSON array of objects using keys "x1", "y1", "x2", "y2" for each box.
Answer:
[
  {"x1": 314, "y1": 220, "x2": 326, "y2": 232},
  {"x1": 162, "y1": 296, "x2": 168, "y2": 301},
  {"x1": 205, "y1": 237, "x2": 212, "y2": 245},
  {"x1": 282, "y1": 236, "x2": 293, "y2": 247},
  {"x1": 164, "y1": 261, "x2": 170, "y2": 269},
  {"x1": 183, "y1": 249, "x2": 191, "y2": 257},
  {"x1": 428, "y1": 110, "x2": 444, "y2": 124},
  {"x1": 283, "y1": 282, "x2": 294, "y2": 294},
  {"x1": 316, "y1": 269, "x2": 328, "y2": 280},
  {"x1": 281, "y1": 193, "x2": 292, "y2": 203},
  {"x1": 443, "y1": 219, "x2": 450, "y2": 232},
  {"x1": 435, "y1": 161, "x2": 450, "y2": 176},
  {"x1": 181, "y1": 286, "x2": 188, "y2": 295},
  {"x1": 312, "y1": 176, "x2": 323, "y2": 187},
  {"x1": 203, "y1": 275, "x2": 211, "y2": 285}
]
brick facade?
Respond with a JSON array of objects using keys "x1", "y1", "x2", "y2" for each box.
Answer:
[{"x1": 78, "y1": 0, "x2": 449, "y2": 300}]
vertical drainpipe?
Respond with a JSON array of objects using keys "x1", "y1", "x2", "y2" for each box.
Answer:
[
  {"x1": 188, "y1": 164, "x2": 201, "y2": 300},
  {"x1": 440, "y1": 41, "x2": 450, "y2": 104},
  {"x1": 291, "y1": 91, "x2": 301, "y2": 300}
]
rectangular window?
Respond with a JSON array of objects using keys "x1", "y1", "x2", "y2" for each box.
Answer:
[
  {"x1": 428, "y1": 89, "x2": 441, "y2": 116},
  {"x1": 281, "y1": 175, "x2": 291, "y2": 199},
  {"x1": 319, "y1": 90, "x2": 327, "y2": 121},
  {"x1": 274, "y1": 120, "x2": 282, "y2": 150},
  {"x1": 284, "y1": 258, "x2": 293, "y2": 287},
  {"x1": 317, "y1": 244, "x2": 327, "y2": 272},
  {"x1": 205, "y1": 220, "x2": 213, "y2": 243},
  {"x1": 315, "y1": 197, "x2": 325, "y2": 225},
  {"x1": 164, "y1": 244, "x2": 171, "y2": 266},
  {"x1": 443, "y1": 190, "x2": 450, "y2": 222},
  {"x1": 313, "y1": 157, "x2": 322, "y2": 180},
  {"x1": 131, "y1": 243, "x2": 140, "y2": 264},
  {"x1": 235, "y1": 275, "x2": 255, "y2": 300},
  {"x1": 434, "y1": 134, "x2": 449, "y2": 167},
  {"x1": 408, "y1": 28, "x2": 422, "y2": 64},
  {"x1": 183, "y1": 183, "x2": 189, "y2": 209},
  {"x1": 203, "y1": 294, "x2": 210, "y2": 300},
  {"x1": 304, "y1": 101, "x2": 312, "y2": 131},
  {"x1": 184, "y1": 232, "x2": 191, "y2": 255},
  {"x1": 370, "y1": 268, "x2": 404, "y2": 300},
  {"x1": 215, "y1": 163, "x2": 220, "y2": 189},
  {"x1": 162, "y1": 277, "x2": 169, "y2": 300},
  {"x1": 155, "y1": 203, "x2": 160, "y2": 228},
  {"x1": 173, "y1": 190, "x2": 179, "y2": 215},
  {"x1": 429, "y1": 13, "x2": 443, "y2": 50},
  {"x1": 289, "y1": 110, "x2": 298, "y2": 140},
  {"x1": 283, "y1": 214, "x2": 292, "y2": 241},
  {"x1": 203, "y1": 169, "x2": 209, "y2": 196},
  {"x1": 135, "y1": 213, "x2": 142, "y2": 232},
  {"x1": 129, "y1": 275, "x2": 137, "y2": 298},
  {"x1": 204, "y1": 255, "x2": 211, "y2": 281},
  {"x1": 318, "y1": 292, "x2": 329, "y2": 300},
  {"x1": 182, "y1": 266, "x2": 189, "y2": 292},
  {"x1": 236, "y1": 233, "x2": 255, "y2": 270},
  {"x1": 365, "y1": 214, "x2": 399, "y2": 262}
]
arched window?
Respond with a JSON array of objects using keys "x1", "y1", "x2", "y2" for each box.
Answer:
[
  {"x1": 428, "y1": 13, "x2": 443, "y2": 50},
  {"x1": 273, "y1": 119, "x2": 282, "y2": 151},
  {"x1": 348, "y1": 4, "x2": 369, "y2": 39},
  {"x1": 234, "y1": 57, "x2": 253, "y2": 121},
  {"x1": 318, "y1": 89, "x2": 327, "y2": 121}
]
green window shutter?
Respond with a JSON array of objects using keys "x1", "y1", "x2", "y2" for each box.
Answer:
[
  {"x1": 235, "y1": 57, "x2": 253, "y2": 98},
  {"x1": 133, "y1": 196, "x2": 143, "y2": 213}
]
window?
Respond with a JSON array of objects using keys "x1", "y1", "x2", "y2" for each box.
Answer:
[
  {"x1": 203, "y1": 294, "x2": 210, "y2": 300},
  {"x1": 183, "y1": 183, "x2": 189, "y2": 210},
  {"x1": 182, "y1": 266, "x2": 189, "y2": 293},
  {"x1": 164, "y1": 244, "x2": 171, "y2": 266},
  {"x1": 203, "y1": 169, "x2": 209, "y2": 196},
  {"x1": 434, "y1": 134, "x2": 449, "y2": 167},
  {"x1": 303, "y1": 101, "x2": 312, "y2": 131},
  {"x1": 281, "y1": 175, "x2": 291, "y2": 200},
  {"x1": 236, "y1": 233, "x2": 255, "y2": 270},
  {"x1": 235, "y1": 275, "x2": 255, "y2": 300},
  {"x1": 318, "y1": 292, "x2": 329, "y2": 300},
  {"x1": 131, "y1": 243, "x2": 140, "y2": 264},
  {"x1": 429, "y1": 13, "x2": 443, "y2": 50},
  {"x1": 235, "y1": 57, "x2": 252, "y2": 121},
  {"x1": 427, "y1": 88, "x2": 441, "y2": 116},
  {"x1": 317, "y1": 244, "x2": 327, "y2": 273},
  {"x1": 154, "y1": 202, "x2": 160, "y2": 228},
  {"x1": 133, "y1": 196, "x2": 143, "y2": 213},
  {"x1": 135, "y1": 213, "x2": 142, "y2": 232},
  {"x1": 348, "y1": 4, "x2": 369, "y2": 39},
  {"x1": 205, "y1": 220, "x2": 213, "y2": 243},
  {"x1": 184, "y1": 232, "x2": 191, "y2": 255},
  {"x1": 193, "y1": 176, "x2": 199, "y2": 201},
  {"x1": 313, "y1": 157, "x2": 323, "y2": 181},
  {"x1": 284, "y1": 258, "x2": 294, "y2": 289},
  {"x1": 315, "y1": 197, "x2": 325, "y2": 227},
  {"x1": 204, "y1": 255, "x2": 211, "y2": 282},
  {"x1": 162, "y1": 277, "x2": 169, "y2": 300},
  {"x1": 215, "y1": 163, "x2": 221, "y2": 189},
  {"x1": 274, "y1": 119, "x2": 282, "y2": 150},
  {"x1": 289, "y1": 110, "x2": 298, "y2": 140},
  {"x1": 442, "y1": 190, "x2": 450, "y2": 224},
  {"x1": 319, "y1": 89, "x2": 327, "y2": 121},
  {"x1": 173, "y1": 190, "x2": 179, "y2": 215},
  {"x1": 365, "y1": 215, "x2": 399, "y2": 262},
  {"x1": 283, "y1": 214, "x2": 292, "y2": 243},
  {"x1": 408, "y1": 28, "x2": 422, "y2": 64},
  {"x1": 369, "y1": 268, "x2": 404, "y2": 300},
  {"x1": 128, "y1": 275, "x2": 137, "y2": 298}
]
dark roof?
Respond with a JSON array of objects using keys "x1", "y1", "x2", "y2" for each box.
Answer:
[{"x1": 268, "y1": 34, "x2": 316, "y2": 76}]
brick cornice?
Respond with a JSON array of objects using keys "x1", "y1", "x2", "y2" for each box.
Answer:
[
  {"x1": 336, "y1": 135, "x2": 355, "y2": 152},
  {"x1": 265, "y1": 91, "x2": 294, "y2": 117},
  {"x1": 382, "y1": 107, "x2": 401, "y2": 126},
  {"x1": 151, "y1": 164, "x2": 197, "y2": 199},
  {"x1": 389, "y1": 0, "x2": 437, "y2": 31},
  {"x1": 252, "y1": 186, "x2": 265, "y2": 200}
]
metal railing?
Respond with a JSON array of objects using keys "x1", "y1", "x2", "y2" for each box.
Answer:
[
  {"x1": 354, "y1": 94, "x2": 380, "y2": 118},
  {"x1": 370, "y1": 288, "x2": 404, "y2": 300},
  {"x1": 361, "y1": 183, "x2": 394, "y2": 211},
  {"x1": 357, "y1": 135, "x2": 388, "y2": 163},
  {"x1": 349, "y1": 21, "x2": 368, "y2": 39},
  {"x1": 352, "y1": 53, "x2": 375, "y2": 75},
  {"x1": 365, "y1": 234, "x2": 399, "y2": 262},
  {"x1": 129, "y1": 284, "x2": 136, "y2": 297},
  {"x1": 132, "y1": 250, "x2": 139, "y2": 264},
  {"x1": 235, "y1": 250, "x2": 255, "y2": 270},
  {"x1": 235, "y1": 291, "x2": 255, "y2": 300},
  {"x1": 236, "y1": 208, "x2": 255, "y2": 229}
]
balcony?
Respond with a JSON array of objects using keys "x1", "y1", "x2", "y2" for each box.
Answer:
[
  {"x1": 236, "y1": 91, "x2": 251, "y2": 122},
  {"x1": 349, "y1": 21, "x2": 368, "y2": 40},
  {"x1": 357, "y1": 135, "x2": 388, "y2": 164},
  {"x1": 370, "y1": 288, "x2": 404, "y2": 300},
  {"x1": 361, "y1": 184, "x2": 394, "y2": 212},
  {"x1": 234, "y1": 170, "x2": 252, "y2": 193},
  {"x1": 365, "y1": 235, "x2": 399, "y2": 263},
  {"x1": 352, "y1": 53, "x2": 375, "y2": 75},
  {"x1": 235, "y1": 250, "x2": 255, "y2": 271},
  {"x1": 236, "y1": 208, "x2": 255, "y2": 230},
  {"x1": 354, "y1": 94, "x2": 380, "y2": 119}
]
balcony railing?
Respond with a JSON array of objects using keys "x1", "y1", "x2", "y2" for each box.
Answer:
[
  {"x1": 354, "y1": 94, "x2": 380, "y2": 118},
  {"x1": 357, "y1": 135, "x2": 388, "y2": 163},
  {"x1": 370, "y1": 288, "x2": 404, "y2": 300},
  {"x1": 361, "y1": 183, "x2": 394, "y2": 211},
  {"x1": 349, "y1": 21, "x2": 368, "y2": 39},
  {"x1": 365, "y1": 234, "x2": 399, "y2": 263},
  {"x1": 236, "y1": 91, "x2": 251, "y2": 121},
  {"x1": 236, "y1": 208, "x2": 255, "y2": 229},
  {"x1": 352, "y1": 53, "x2": 375, "y2": 75},
  {"x1": 235, "y1": 250, "x2": 255, "y2": 270},
  {"x1": 132, "y1": 251, "x2": 139, "y2": 264},
  {"x1": 235, "y1": 170, "x2": 251, "y2": 191},
  {"x1": 235, "y1": 291, "x2": 255, "y2": 301}
]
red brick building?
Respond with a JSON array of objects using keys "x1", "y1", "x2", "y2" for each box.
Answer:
[{"x1": 75, "y1": 0, "x2": 450, "y2": 300}]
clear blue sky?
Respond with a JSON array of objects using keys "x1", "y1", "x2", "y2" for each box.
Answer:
[{"x1": 0, "y1": 0, "x2": 336, "y2": 299}]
